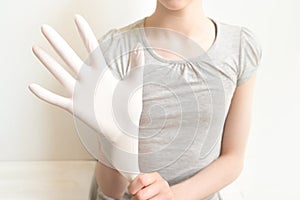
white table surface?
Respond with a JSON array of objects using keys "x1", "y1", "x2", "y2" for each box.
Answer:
[{"x1": 0, "y1": 161, "x2": 96, "y2": 200}]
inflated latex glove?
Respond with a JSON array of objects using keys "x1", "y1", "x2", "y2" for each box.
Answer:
[{"x1": 29, "y1": 14, "x2": 144, "y2": 181}]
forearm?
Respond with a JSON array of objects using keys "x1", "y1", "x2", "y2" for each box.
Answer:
[
  {"x1": 171, "y1": 154, "x2": 243, "y2": 200},
  {"x1": 95, "y1": 161, "x2": 128, "y2": 200}
]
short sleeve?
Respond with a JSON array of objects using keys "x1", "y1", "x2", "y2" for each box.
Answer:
[
  {"x1": 97, "y1": 29, "x2": 118, "y2": 55},
  {"x1": 97, "y1": 29, "x2": 129, "y2": 79},
  {"x1": 237, "y1": 27, "x2": 262, "y2": 86}
]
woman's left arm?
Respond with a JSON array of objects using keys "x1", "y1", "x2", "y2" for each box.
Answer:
[
  {"x1": 171, "y1": 74, "x2": 257, "y2": 199},
  {"x1": 128, "y1": 74, "x2": 257, "y2": 200}
]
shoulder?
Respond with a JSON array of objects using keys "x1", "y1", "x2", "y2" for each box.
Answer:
[
  {"x1": 220, "y1": 21, "x2": 261, "y2": 52},
  {"x1": 97, "y1": 18, "x2": 145, "y2": 78},
  {"x1": 98, "y1": 18, "x2": 144, "y2": 53},
  {"x1": 99, "y1": 18, "x2": 144, "y2": 41},
  {"x1": 119, "y1": 18, "x2": 144, "y2": 32},
  {"x1": 216, "y1": 20, "x2": 258, "y2": 40},
  {"x1": 214, "y1": 20, "x2": 261, "y2": 52},
  {"x1": 238, "y1": 26, "x2": 262, "y2": 64},
  {"x1": 212, "y1": 20, "x2": 262, "y2": 86},
  {"x1": 214, "y1": 20, "x2": 262, "y2": 63},
  {"x1": 217, "y1": 20, "x2": 242, "y2": 38}
]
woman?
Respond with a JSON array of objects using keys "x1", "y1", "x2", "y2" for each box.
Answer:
[
  {"x1": 94, "y1": 0, "x2": 262, "y2": 200},
  {"x1": 29, "y1": 0, "x2": 261, "y2": 199}
]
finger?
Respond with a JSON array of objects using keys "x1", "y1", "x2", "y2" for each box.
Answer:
[
  {"x1": 134, "y1": 182, "x2": 161, "y2": 200},
  {"x1": 128, "y1": 173, "x2": 157, "y2": 195},
  {"x1": 74, "y1": 14, "x2": 106, "y2": 68},
  {"x1": 28, "y1": 83, "x2": 72, "y2": 113},
  {"x1": 131, "y1": 193, "x2": 161, "y2": 200},
  {"x1": 148, "y1": 194, "x2": 166, "y2": 200},
  {"x1": 129, "y1": 43, "x2": 145, "y2": 70},
  {"x1": 74, "y1": 14, "x2": 99, "y2": 53},
  {"x1": 32, "y1": 45, "x2": 76, "y2": 95},
  {"x1": 41, "y1": 24, "x2": 83, "y2": 75}
]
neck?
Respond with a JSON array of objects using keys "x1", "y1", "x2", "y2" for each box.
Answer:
[{"x1": 145, "y1": 0, "x2": 207, "y2": 36}]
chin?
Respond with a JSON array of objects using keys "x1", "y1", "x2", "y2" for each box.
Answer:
[{"x1": 158, "y1": 0, "x2": 194, "y2": 11}]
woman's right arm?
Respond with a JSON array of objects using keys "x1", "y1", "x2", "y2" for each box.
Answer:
[{"x1": 96, "y1": 161, "x2": 128, "y2": 200}]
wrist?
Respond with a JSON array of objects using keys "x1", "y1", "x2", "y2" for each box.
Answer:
[
  {"x1": 170, "y1": 178, "x2": 194, "y2": 200},
  {"x1": 170, "y1": 184, "x2": 182, "y2": 200}
]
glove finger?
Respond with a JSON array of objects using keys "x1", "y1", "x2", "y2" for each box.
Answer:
[
  {"x1": 28, "y1": 83, "x2": 72, "y2": 113},
  {"x1": 74, "y1": 14, "x2": 99, "y2": 53},
  {"x1": 32, "y1": 45, "x2": 75, "y2": 95},
  {"x1": 41, "y1": 24, "x2": 83, "y2": 75},
  {"x1": 74, "y1": 14, "x2": 107, "y2": 69}
]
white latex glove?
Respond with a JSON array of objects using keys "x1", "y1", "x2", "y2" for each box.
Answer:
[{"x1": 29, "y1": 14, "x2": 144, "y2": 181}]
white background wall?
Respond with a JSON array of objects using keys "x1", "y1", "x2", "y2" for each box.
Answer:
[{"x1": 0, "y1": 0, "x2": 299, "y2": 199}]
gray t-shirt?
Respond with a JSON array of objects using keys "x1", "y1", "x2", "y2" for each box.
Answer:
[{"x1": 95, "y1": 17, "x2": 262, "y2": 200}]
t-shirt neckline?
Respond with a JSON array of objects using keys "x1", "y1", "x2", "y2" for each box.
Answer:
[{"x1": 137, "y1": 17, "x2": 220, "y2": 64}]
